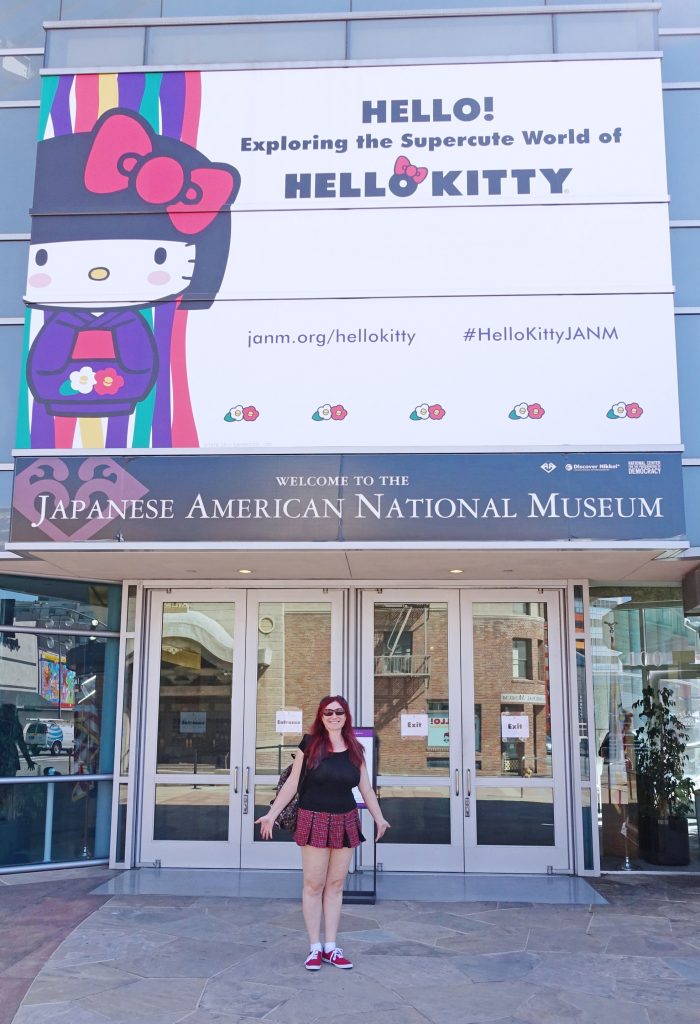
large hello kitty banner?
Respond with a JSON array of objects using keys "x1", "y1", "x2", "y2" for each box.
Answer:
[{"x1": 17, "y1": 60, "x2": 678, "y2": 452}]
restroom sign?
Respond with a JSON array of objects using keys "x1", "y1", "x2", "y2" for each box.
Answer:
[{"x1": 501, "y1": 714, "x2": 530, "y2": 740}]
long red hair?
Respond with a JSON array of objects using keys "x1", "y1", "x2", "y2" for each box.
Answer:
[{"x1": 305, "y1": 695, "x2": 365, "y2": 770}]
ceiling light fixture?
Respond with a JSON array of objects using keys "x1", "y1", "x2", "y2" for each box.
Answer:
[
  {"x1": 449, "y1": 569, "x2": 463, "y2": 574},
  {"x1": 238, "y1": 568, "x2": 254, "y2": 574}
]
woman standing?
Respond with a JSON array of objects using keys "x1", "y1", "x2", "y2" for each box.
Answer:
[{"x1": 256, "y1": 695, "x2": 390, "y2": 971}]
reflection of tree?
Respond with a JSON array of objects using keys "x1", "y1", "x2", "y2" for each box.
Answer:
[{"x1": 591, "y1": 593, "x2": 700, "y2": 863}]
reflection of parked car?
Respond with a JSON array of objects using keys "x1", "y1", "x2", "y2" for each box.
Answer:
[{"x1": 24, "y1": 720, "x2": 74, "y2": 756}]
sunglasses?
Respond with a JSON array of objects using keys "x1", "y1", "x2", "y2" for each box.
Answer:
[{"x1": 322, "y1": 708, "x2": 346, "y2": 717}]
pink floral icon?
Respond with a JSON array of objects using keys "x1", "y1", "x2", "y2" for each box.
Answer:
[
  {"x1": 331, "y1": 405, "x2": 347, "y2": 421},
  {"x1": 509, "y1": 402, "x2": 544, "y2": 420},
  {"x1": 94, "y1": 367, "x2": 125, "y2": 396},
  {"x1": 607, "y1": 400, "x2": 644, "y2": 420},
  {"x1": 429, "y1": 404, "x2": 446, "y2": 420},
  {"x1": 224, "y1": 404, "x2": 259, "y2": 423}
]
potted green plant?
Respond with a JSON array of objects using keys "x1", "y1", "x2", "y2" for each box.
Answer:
[{"x1": 633, "y1": 684, "x2": 694, "y2": 866}]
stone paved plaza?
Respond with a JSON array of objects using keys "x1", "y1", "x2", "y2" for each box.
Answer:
[{"x1": 3, "y1": 871, "x2": 700, "y2": 1024}]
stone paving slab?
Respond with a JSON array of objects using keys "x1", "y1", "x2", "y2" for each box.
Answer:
[
  {"x1": 0, "y1": 869, "x2": 120, "y2": 1024},
  {"x1": 5, "y1": 871, "x2": 700, "y2": 1024}
]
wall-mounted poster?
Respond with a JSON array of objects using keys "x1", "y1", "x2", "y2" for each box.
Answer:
[
  {"x1": 18, "y1": 59, "x2": 678, "y2": 453},
  {"x1": 428, "y1": 714, "x2": 449, "y2": 749}
]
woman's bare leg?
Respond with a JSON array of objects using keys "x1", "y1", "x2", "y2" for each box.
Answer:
[
  {"x1": 301, "y1": 845, "x2": 331, "y2": 945},
  {"x1": 322, "y1": 847, "x2": 353, "y2": 946}
]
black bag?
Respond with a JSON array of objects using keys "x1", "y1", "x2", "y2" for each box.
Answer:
[{"x1": 272, "y1": 752, "x2": 306, "y2": 831}]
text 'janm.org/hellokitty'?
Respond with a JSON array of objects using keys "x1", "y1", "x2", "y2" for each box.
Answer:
[{"x1": 247, "y1": 329, "x2": 416, "y2": 348}]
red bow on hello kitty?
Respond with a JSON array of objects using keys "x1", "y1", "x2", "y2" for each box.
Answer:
[
  {"x1": 84, "y1": 112, "x2": 235, "y2": 235},
  {"x1": 394, "y1": 155, "x2": 428, "y2": 184}
]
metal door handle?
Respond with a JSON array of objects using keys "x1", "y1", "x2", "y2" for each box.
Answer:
[
  {"x1": 233, "y1": 766, "x2": 239, "y2": 793},
  {"x1": 454, "y1": 769, "x2": 460, "y2": 796},
  {"x1": 244, "y1": 767, "x2": 250, "y2": 794},
  {"x1": 466, "y1": 769, "x2": 472, "y2": 796}
]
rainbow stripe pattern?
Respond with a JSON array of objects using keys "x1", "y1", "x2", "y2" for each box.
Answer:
[{"x1": 18, "y1": 71, "x2": 204, "y2": 450}]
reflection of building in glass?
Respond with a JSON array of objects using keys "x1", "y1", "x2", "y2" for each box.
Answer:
[
  {"x1": 255, "y1": 603, "x2": 332, "y2": 774},
  {"x1": 373, "y1": 603, "x2": 448, "y2": 777},
  {"x1": 474, "y1": 604, "x2": 549, "y2": 778},
  {"x1": 156, "y1": 604, "x2": 235, "y2": 773}
]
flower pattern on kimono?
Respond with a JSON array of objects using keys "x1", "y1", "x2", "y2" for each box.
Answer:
[
  {"x1": 69, "y1": 366, "x2": 96, "y2": 394},
  {"x1": 94, "y1": 367, "x2": 125, "y2": 396}
]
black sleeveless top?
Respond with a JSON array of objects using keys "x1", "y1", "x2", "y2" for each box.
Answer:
[{"x1": 297, "y1": 734, "x2": 360, "y2": 814}]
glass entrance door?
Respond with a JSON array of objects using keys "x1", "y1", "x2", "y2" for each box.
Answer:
[
  {"x1": 361, "y1": 590, "x2": 465, "y2": 871},
  {"x1": 140, "y1": 589, "x2": 343, "y2": 869},
  {"x1": 140, "y1": 587, "x2": 570, "y2": 872},
  {"x1": 461, "y1": 592, "x2": 570, "y2": 872},
  {"x1": 241, "y1": 590, "x2": 344, "y2": 867},
  {"x1": 360, "y1": 588, "x2": 570, "y2": 874},
  {"x1": 140, "y1": 591, "x2": 246, "y2": 868}
]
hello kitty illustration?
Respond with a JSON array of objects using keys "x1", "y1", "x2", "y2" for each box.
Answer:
[{"x1": 25, "y1": 108, "x2": 240, "y2": 423}]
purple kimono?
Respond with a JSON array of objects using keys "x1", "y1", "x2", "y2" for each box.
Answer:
[{"x1": 27, "y1": 308, "x2": 158, "y2": 417}]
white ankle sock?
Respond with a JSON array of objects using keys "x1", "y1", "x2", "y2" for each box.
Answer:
[
  {"x1": 310, "y1": 942, "x2": 322, "y2": 952},
  {"x1": 323, "y1": 942, "x2": 336, "y2": 953}
]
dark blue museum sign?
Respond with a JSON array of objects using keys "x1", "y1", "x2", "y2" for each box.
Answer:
[{"x1": 10, "y1": 452, "x2": 685, "y2": 544}]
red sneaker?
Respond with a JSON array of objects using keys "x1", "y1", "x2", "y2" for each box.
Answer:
[
  {"x1": 305, "y1": 949, "x2": 322, "y2": 971},
  {"x1": 322, "y1": 947, "x2": 353, "y2": 969}
]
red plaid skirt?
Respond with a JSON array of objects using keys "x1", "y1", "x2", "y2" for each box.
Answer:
[{"x1": 294, "y1": 808, "x2": 365, "y2": 849}]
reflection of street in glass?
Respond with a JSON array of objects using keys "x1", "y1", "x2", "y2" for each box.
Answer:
[
  {"x1": 15, "y1": 752, "x2": 73, "y2": 778},
  {"x1": 155, "y1": 785, "x2": 229, "y2": 807}
]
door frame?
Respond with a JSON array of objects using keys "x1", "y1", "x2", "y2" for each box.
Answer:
[
  {"x1": 138, "y1": 587, "x2": 346, "y2": 869},
  {"x1": 132, "y1": 582, "x2": 577, "y2": 874},
  {"x1": 460, "y1": 588, "x2": 571, "y2": 873}
]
